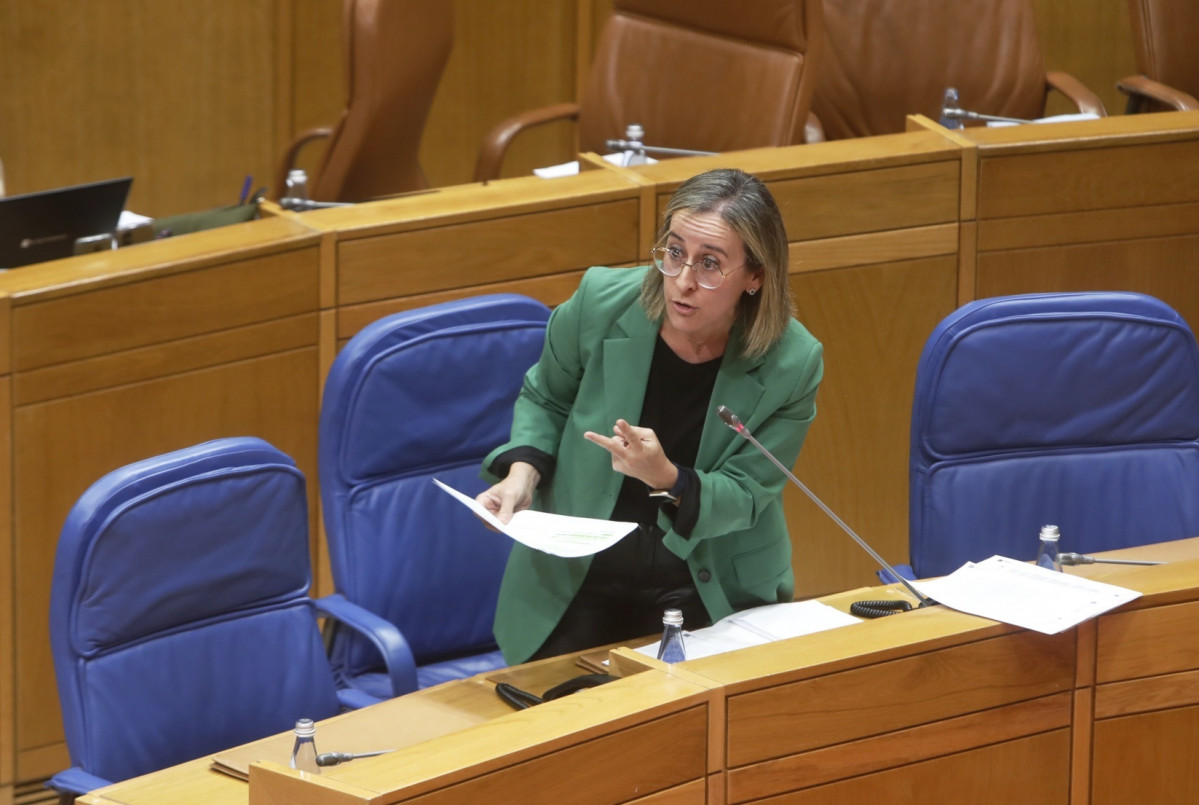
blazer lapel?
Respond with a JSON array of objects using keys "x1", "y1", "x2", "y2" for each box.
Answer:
[
  {"x1": 602, "y1": 304, "x2": 658, "y2": 427},
  {"x1": 698, "y1": 337, "x2": 766, "y2": 470}
]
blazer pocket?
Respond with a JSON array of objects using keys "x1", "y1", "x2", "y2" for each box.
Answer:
[{"x1": 732, "y1": 536, "x2": 789, "y2": 588}]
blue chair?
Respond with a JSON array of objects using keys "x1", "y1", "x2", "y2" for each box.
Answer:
[
  {"x1": 48, "y1": 437, "x2": 376, "y2": 798},
  {"x1": 318, "y1": 294, "x2": 551, "y2": 698},
  {"x1": 901, "y1": 291, "x2": 1199, "y2": 580}
]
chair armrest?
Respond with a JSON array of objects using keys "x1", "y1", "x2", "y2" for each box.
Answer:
[
  {"x1": 1045, "y1": 71, "x2": 1107, "y2": 117},
  {"x1": 315, "y1": 593, "x2": 418, "y2": 697},
  {"x1": 337, "y1": 687, "x2": 384, "y2": 711},
  {"x1": 803, "y1": 111, "x2": 825, "y2": 144},
  {"x1": 473, "y1": 102, "x2": 580, "y2": 183},
  {"x1": 1117, "y1": 75, "x2": 1199, "y2": 114},
  {"x1": 274, "y1": 126, "x2": 334, "y2": 200},
  {"x1": 48, "y1": 767, "x2": 114, "y2": 796},
  {"x1": 876, "y1": 564, "x2": 917, "y2": 584}
]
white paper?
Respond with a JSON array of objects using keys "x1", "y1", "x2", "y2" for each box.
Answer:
[
  {"x1": 533, "y1": 151, "x2": 660, "y2": 178},
  {"x1": 986, "y1": 112, "x2": 1102, "y2": 128},
  {"x1": 634, "y1": 600, "x2": 861, "y2": 662},
  {"x1": 433, "y1": 479, "x2": 636, "y2": 558},
  {"x1": 913, "y1": 555, "x2": 1141, "y2": 634}
]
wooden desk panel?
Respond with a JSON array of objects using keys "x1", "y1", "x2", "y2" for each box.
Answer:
[
  {"x1": 724, "y1": 629, "x2": 1073, "y2": 766},
  {"x1": 755, "y1": 729, "x2": 1070, "y2": 805}
]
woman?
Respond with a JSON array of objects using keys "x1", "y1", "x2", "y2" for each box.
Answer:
[{"x1": 477, "y1": 168, "x2": 823, "y2": 663}]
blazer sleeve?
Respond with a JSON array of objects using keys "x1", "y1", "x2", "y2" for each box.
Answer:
[{"x1": 483, "y1": 272, "x2": 591, "y2": 473}]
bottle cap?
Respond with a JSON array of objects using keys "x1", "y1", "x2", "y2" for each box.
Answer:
[
  {"x1": 1039, "y1": 524, "x2": 1060, "y2": 541},
  {"x1": 662, "y1": 608, "x2": 683, "y2": 626},
  {"x1": 294, "y1": 718, "x2": 315, "y2": 737}
]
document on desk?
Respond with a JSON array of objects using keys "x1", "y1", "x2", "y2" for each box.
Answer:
[
  {"x1": 633, "y1": 600, "x2": 862, "y2": 661},
  {"x1": 913, "y1": 555, "x2": 1141, "y2": 634},
  {"x1": 433, "y1": 479, "x2": 637, "y2": 558}
]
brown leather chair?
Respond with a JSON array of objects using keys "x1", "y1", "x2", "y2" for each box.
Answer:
[
  {"x1": 809, "y1": 0, "x2": 1106, "y2": 141},
  {"x1": 1118, "y1": 0, "x2": 1199, "y2": 113},
  {"x1": 274, "y1": 0, "x2": 453, "y2": 203},
  {"x1": 474, "y1": 0, "x2": 824, "y2": 183}
]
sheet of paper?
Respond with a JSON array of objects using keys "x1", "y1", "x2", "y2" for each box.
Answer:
[
  {"x1": 533, "y1": 151, "x2": 660, "y2": 178},
  {"x1": 634, "y1": 600, "x2": 861, "y2": 662},
  {"x1": 987, "y1": 112, "x2": 1102, "y2": 128},
  {"x1": 433, "y1": 479, "x2": 636, "y2": 558},
  {"x1": 913, "y1": 555, "x2": 1141, "y2": 634}
]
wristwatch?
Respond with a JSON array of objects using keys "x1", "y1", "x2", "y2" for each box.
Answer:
[{"x1": 648, "y1": 464, "x2": 687, "y2": 504}]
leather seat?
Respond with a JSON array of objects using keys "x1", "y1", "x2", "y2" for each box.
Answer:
[
  {"x1": 47, "y1": 438, "x2": 377, "y2": 798},
  {"x1": 274, "y1": 0, "x2": 453, "y2": 202},
  {"x1": 809, "y1": 0, "x2": 1106, "y2": 140},
  {"x1": 317, "y1": 295, "x2": 551, "y2": 698},
  {"x1": 902, "y1": 292, "x2": 1199, "y2": 580},
  {"x1": 1118, "y1": 0, "x2": 1199, "y2": 113},
  {"x1": 474, "y1": 0, "x2": 824, "y2": 181}
]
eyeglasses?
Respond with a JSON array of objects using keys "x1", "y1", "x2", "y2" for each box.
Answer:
[{"x1": 651, "y1": 245, "x2": 745, "y2": 290}]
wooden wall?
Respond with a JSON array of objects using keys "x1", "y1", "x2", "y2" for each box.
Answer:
[{"x1": 0, "y1": 0, "x2": 1135, "y2": 217}]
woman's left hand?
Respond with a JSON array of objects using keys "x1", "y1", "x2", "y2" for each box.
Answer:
[{"x1": 584, "y1": 419, "x2": 677, "y2": 490}]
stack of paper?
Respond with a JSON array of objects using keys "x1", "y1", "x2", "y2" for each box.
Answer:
[
  {"x1": 913, "y1": 555, "x2": 1141, "y2": 634},
  {"x1": 634, "y1": 600, "x2": 862, "y2": 662}
]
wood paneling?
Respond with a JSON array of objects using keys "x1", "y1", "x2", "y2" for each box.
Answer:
[
  {"x1": 1092, "y1": 706, "x2": 1199, "y2": 805},
  {"x1": 788, "y1": 256, "x2": 957, "y2": 595},
  {"x1": 751, "y1": 730, "x2": 1070, "y2": 805},
  {"x1": 1094, "y1": 599, "x2": 1199, "y2": 684},
  {"x1": 977, "y1": 138, "x2": 1199, "y2": 219},
  {"x1": 727, "y1": 694, "x2": 1071, "y2": 802},
  {"x1": 976, "y1": 235, "x2": 1199, "y2": 335},
  {"x1": 0, "y1": 375, "x2": 11, "y2": 789},
  {"x1": 1031, "y1": 0, "x2": 1136, "y2": 119},
  {"x1": 399, "y1": 707, "x2": 707, "y2": 805},
  {"x1": 336, "y1": 199, "x2": 639, "y2": 304},
  {"x1": 725, "y1": 629, "x2": 1073, "y2": 766},
  {"x1": 0, "y1": 1, "x2": 278, "y2": 217}
]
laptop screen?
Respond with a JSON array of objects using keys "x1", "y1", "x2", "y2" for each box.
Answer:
[{"x1": 0, "y1": 177, "x2": 133, "y2": 269}]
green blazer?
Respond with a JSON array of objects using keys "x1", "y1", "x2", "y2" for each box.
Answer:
[{"x1": 484, "y1": 266, "x2": 823, "y2": 663}]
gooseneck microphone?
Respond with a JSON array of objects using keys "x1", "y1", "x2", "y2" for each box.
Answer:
[
  {"x1": 717, "y1": 405, "x2": 935, "y2": 609},
  {"x1": 1059, "y1": 552, "x2": 1164, "y2": 567}
]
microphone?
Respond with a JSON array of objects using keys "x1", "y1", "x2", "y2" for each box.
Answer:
[
  {"x1": 315, "y1": 749, "x2": 395, "y2": 767},
  {"x1": 1059, "y1": 552, "x2": 1164, "y2": 567},
  {"x1": 716, "y1": 405, "x2": 935, "y2": 609}
]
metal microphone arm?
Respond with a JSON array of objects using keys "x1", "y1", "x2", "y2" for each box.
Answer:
[
  {"x1": 603, "y1": 138, "x2": 718, "y2": 158},
  {"x1": 940, "y1": 107, "x2": 1034, "y2": 126},
  {"x1": 1059, "y1": 552, "x2": 1164, "y2": 567},
  {"x1": 716, "y1": 406, "x2": 935, "y2": 608}
]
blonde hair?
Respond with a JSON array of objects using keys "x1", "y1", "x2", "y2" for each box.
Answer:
[{"x1": 639, "y1": 168, "x2": 794, "y2": 359}]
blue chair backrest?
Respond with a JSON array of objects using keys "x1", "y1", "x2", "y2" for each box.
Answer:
[
  {"x1": 50, "y1": 437, "x2": 340, "y2": 784},
  {"x1": 319, "y1": 294, "x2": 551, "y2": 678},
  {"x1": 910, "y1": 291, "x2": 1199, "y2": 578}
]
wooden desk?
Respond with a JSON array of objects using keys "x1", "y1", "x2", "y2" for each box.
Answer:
[
  {"x1": 6, "y1": 114, "x2": 1199, "y2": 798},
  {"x1": 78, "y1": 539, "x2": 1199, "y2": 804}
]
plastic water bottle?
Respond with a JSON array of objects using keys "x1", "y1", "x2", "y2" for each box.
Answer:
[
  {"x1": 939, "y1": 87, "x2": 963, "y2": 130},
  {"x1": 1036, "y1": 524, "x2": 1063, "y2": 572},
  {"x1": 289, "y1": 718, "x2": 321, "y2": 774},
  {"x1": 656, "y1": 608, "x2": 686, "y2": 663},
  {"x1": 285, "y1": 169, "x2": 309, "y2": 206}
]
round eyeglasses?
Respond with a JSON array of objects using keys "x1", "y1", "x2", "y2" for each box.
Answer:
[{"x1": 651, "y1": 245, "x2": 745, "y2": 290}]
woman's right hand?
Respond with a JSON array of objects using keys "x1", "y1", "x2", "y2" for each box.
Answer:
[{"x1": 476, "y1": 461, "x2": 541, "y2": 525}]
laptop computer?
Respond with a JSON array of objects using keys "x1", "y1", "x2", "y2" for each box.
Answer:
[{"x1": 0, "y1": 177, "x2": 133, "y2": 269}]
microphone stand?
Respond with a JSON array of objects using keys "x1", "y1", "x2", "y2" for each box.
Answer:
[
  {"x1": 717, "y1": 406, "x2": 936, "y2": 609},
  {"x1": 939, "y1": 107, "x2": 1034, "y2": 126},
  {"x1": 1059, "y1": 552, "x2": 1164, "y2": 567}
]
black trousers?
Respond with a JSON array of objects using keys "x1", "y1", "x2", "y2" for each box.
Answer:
[{"x1": 530, "y1": 524, "x2": 711, "y2": 661}]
